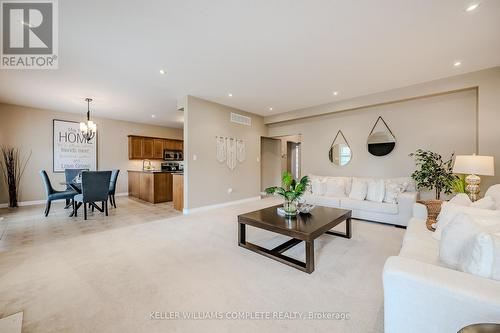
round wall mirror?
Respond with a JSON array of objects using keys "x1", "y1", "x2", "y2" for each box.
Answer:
[
  {"x1": 367, "y1": 116, "x2": 396, "y2": 156},
  {"x1": 330, "y1": 143, "x2": 352, "y2": 166},
  {"x1": 329, "y1": 130, "x2": 352, "y2": 166}
]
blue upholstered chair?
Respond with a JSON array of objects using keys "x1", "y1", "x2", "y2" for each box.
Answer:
[
  {"x1": 108, "y1": 169, "x2": 120, "y2": 208},
  {"x1": 39, "y1": 170, "x2": 77, "y2": 217},
  {"x1": 73, "y1": 171, "x2": 112, "y2": 220},
  {"x1": 64, "y1": 168, "x2": 88, "y2": 206}
]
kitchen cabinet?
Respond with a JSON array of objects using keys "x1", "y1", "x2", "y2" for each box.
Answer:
[
  {"x1": 142, "y1": 138, "x2": 154, "y2": 159},
  {"x1": 153, "y1": 138, "x2": 164, "y2": 159},
  {"x1": 128, "y1": 135, "x2": 183, "y2": 160},
  {"x1": 128, "y1": 136, "x2": 143, "y2": 159},
  {"x1": 128, "y1": 170, "x2": 173, "y2": 203},
  {"x1": 173, "y1": 174, "x2": 184, "y2": 211}
]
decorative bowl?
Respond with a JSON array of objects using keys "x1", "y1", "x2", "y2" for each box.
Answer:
[{"x1": 298, "y1": 203, "x2": 315, "y2": 214}]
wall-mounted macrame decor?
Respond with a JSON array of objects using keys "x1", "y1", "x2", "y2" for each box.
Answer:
[
  {"x1": 215, "y1": 136, "x2": 246, "y2": 171},
  {"x1": 329, "y1": 130, "x2": 352, "y2": 166},
  {"x1": 367, "y1": 116, "x2": 396, "y2": 156}
]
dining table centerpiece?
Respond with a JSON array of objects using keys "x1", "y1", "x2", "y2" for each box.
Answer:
[{"x1": 265, "y1": 171, "x2": 310, "y2": 216}]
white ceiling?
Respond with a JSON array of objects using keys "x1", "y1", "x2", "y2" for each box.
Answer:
[{"x1": 0, "y1": 0, "x2": 499, "y2": 128}]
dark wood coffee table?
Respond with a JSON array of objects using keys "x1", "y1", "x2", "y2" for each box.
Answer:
[{"x1": 238, "y1": 205, "x2": 352, "y2": 273}]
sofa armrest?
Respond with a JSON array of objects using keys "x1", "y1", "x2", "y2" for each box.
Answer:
[
  {"x1": 396, "y1": 192, "x2": 418, "y2": 225},
  {"x1": 383, "y1": 256, "x2": 500, "y2": 333},
  {"x1": 412, "y1": 202, "x2": 428, "y2": 220}
]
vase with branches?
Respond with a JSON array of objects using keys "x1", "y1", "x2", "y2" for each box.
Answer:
[
  {"x1": 0, "y1": 146, "x2": 31, "y2": 208},
  {"x1": 265, "y1": 171, "x2": 309, "y2": 216},
  {"x1": 409, "y1": 149, "x2": 456, "y2": 200}
]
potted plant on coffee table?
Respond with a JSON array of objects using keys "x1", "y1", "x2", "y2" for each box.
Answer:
[{"x1": 265, "y1": 171, "x2": 309, "y2": 216}]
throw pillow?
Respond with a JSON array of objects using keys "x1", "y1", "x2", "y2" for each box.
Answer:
[
  {"x1": 417, "y1": 200, "x2": 443, "y2": 231},
  {"x1": 383, "y1": 182, "x2": 404, "y2": 204},
  {"x1": 449, "y1": 193, "x2": 472, "y2": 207},
  {"x1": 458, "y1": 232, "x2": 495, "y2": 279},
  {"x1": 433, "y1": 202, "x2": 500, "y2": 240},
  {"x1": 484, "y1": 184, "x2": 500, "y2": 210},
  {"x1": 440, "y1": 213, "x2": 483, "y2": 268},
  {"x1": 492, "y1": 233, "x2": 500, "y2": 281},
  {"x1": 349, "y1": 178, "x2": 368, "y2": 201},
  {"x1": 471, "y1": 196, "x2": 496, "y2": 210},
  {"x1": 366, "y1": 179, "x2": 385, "y2": 202},
  {"x1": 324, "y1": 178, "x2": 346, "y2": 197},
  {"x1": 311, "y1": 179, "x2": 327, "y2": 196}
]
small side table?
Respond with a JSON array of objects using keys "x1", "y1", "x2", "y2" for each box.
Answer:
[{"x1": 458, "y1": 323, "x2": 500, "y2": 333}]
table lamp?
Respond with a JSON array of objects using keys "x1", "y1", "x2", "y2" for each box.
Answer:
[{"x1": 453, "y1": 154, "x2": 495, "y2": 201}]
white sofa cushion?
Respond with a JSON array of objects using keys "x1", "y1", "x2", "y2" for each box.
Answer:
[
  {"x1": 302, "y1": 194, "x2": 341, "y2": 208},
  {"x1": 449, "y1": 193, "x2": 472, "y2": 206},
  {"x1": 485, "y1": 184, "x2": 500, "y2": 210},
  {"x1": 471, "y1": 196, "x2": 496, "y2": 210},
  {"x1": 366, "y1": 179, "x2": 385, "y2": 202},
  {"x1": 458, "y1": 232, "x2": 496, "y2": 279},
  {"x1": 324, "y1": 177, "x2": 347, "y2": 197},
  {"x1": 349, "y1": 178, "x2": 368, "y2": 200},
  {"x1": 440, "y1": 213, "x2": 483, "y2": 268},
  {"x1": 386, "y1": 177, "x2": 415, "y2": 192},
  {"x1": 311, "y1": 178, "x2": 327, "y2": 196},
  {"x1": 384, "y1": 182, "x2": 405, "y2": 204},
  {"x1": 434, "y1": 202, "x2": 500, "y2": 240},
  {"x1": 341, "y1": 198, "x2": 398, "y2": 214}
]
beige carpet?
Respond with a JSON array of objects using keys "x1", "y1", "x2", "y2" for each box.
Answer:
[{"x1": 0, "y1": 198, "x2": 404, "y2": 333}]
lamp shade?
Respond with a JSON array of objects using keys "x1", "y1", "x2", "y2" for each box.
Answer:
[{"x1": 453, "y1": 155, "x2": 495, "y2": 176}]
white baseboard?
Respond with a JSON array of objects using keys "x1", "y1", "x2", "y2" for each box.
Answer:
[
  {"x1": 0, "y1": 193, "x2": 130, "y2": 208},
  {"x1": 183, "y1": 196, "x2": 261, "y2": 215},
  {"x1": 0, "y1": 199, "x2": 46, "y2": 208}
]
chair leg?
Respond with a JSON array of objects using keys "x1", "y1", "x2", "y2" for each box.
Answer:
[
  {"x1": 44, "y1": 201, "x2": 51, "y2": 217},
  {"x1": 91, "y1": 204, "x2": 95, "y2": 212},
  {"x1": 105, "y1": 200, "x2": 108, "y2": 216},
  {"x1": 113, "y1": 195, "x2": 117, "y2": 208},
  {"x1": 84, "y1": 203, "x2": 87, "y2": 220}
]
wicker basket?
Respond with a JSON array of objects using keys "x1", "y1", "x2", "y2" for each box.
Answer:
[{"x1": 417, "y1": 199, "x2": 443, "y2": 231}]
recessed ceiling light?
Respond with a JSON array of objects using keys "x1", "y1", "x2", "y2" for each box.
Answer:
[
  {"x1": 333, "y1": 91, "x2": 339, "y2": 96},
  {"x1": 159, "y1": 69, "x2": 166, "y2": 75},
  {"x1": 151, "y1": 114, "x2": 156, "y2": 118},
  {"x1": 228, "y1": 93, "x2": 233, "y2": 97},
  {"x1": 466, "y1": 3, "x2": 480, "y2": 12},
  {"x1": 453, "y1": 61, "x2": 462, "y2": 67},
  {"x1": 269, "y1": 107, "x2": 273, "y2": 111}
]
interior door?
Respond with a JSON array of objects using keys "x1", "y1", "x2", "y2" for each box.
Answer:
[{"x1": 261, "y1": 137, "x2": 282, "y2": 192}]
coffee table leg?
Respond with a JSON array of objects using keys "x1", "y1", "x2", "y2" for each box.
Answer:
[
  {"x1": 326, "y1": 218, "x2": 352, "y2": 239},
  {"x1": 238, "y1": 222, "x2": 246, "y2": 245},
  {"x1": 305, "y1": 240, "x2": 315, "y2": 273}
]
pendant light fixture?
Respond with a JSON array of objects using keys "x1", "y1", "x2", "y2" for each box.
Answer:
[{"x1": 80, "y1": 98, "x2": 96, "y2": 142}]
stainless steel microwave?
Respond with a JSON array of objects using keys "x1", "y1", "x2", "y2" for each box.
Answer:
[{"x1": 164, "y1": 150, "x2": 183, "y2": 161}]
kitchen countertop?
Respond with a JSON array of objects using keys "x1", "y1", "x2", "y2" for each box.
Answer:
[{"x1": 127, "y1": 170, "x2": 181, "y2": 174}]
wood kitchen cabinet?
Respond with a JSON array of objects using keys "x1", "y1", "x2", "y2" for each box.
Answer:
[
  {"x1": 142, "y1": 138, "x2": 154, "y2": 159},
  {"x1": 128, "y1": 171, "x2": 173, "y2": 203},
  {"x1": 128, "y1": 135, "x2": 183, "y2": 160},
  {"x1": 153, "y1": 138, "x2": 164, "y2": 159}
]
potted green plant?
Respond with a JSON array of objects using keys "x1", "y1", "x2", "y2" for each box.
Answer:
[
  {"x1": 409, "y1": 149, "x2": 457, "y2": 200},
  {"x1": 265, "y1": 171, "x2": 309, "y2": 216}
]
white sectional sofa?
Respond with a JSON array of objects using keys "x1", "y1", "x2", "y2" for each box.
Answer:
[
  {"x1": 383, "y1": 200, "x2": 500, "y2": 333},
  {"x1": 302, "y1": 175, "x2": 418, "y2": 227}
]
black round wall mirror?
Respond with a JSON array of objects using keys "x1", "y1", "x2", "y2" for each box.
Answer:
[{"x1": 367, "y1": 116, "x2": 396, "y2": 156}]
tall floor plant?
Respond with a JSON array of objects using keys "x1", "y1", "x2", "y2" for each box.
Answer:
[{"x1": 0, "y1": 146, "x2": 31, "y2": 208}]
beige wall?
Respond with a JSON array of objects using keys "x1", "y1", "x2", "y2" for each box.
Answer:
[
  {"x1": 268, "y1": 89, "x2": 478, "y2": 198},
  {"x1": 0, "y1": 103, "x2": 183, "y2": 204},
  {"x1": 267, "y1": 67, "x2": 500, "y2": 191},
  {"x1": 184, "y1": 96, "x2": 267, "y2": 210}
]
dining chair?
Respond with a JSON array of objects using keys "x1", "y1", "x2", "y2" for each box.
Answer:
[
  {"x1": 108, "y1": 169, "x2": 120, "y2": 208},
  {"x1": 39, "y1": 170, "x2": 77, "y2": 217},
  {"x1": 73, "y1": 171, "x2": 112, "y2": 220},
  {"x1": 64, "y1": 168, "x2": 88, "y2": 207}
]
